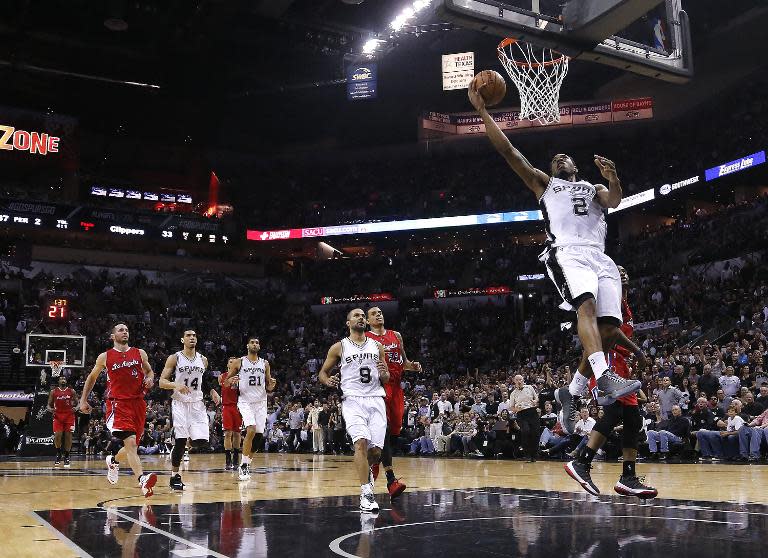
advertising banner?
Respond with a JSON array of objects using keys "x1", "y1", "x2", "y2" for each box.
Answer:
[
  {"x1": 442, "y1": 52, "x2": 475, "y2": 91},
  {"x1": 704, "y1": 151, "x2": 766, "y2": 182},
  {"x1": 611, "y1": 97, "x2": 654, "y2": 121},
  {"x1": 347, "y1": 63, "x2": 377, "y2": 100},
  {"x1": 320, "y1": 293, "x2": 393, "y2": 305}
]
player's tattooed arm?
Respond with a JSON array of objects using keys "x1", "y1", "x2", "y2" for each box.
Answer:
[
  {"x1": 394, "y1": 331, "x2": 422, "y2": 373},
  {"x1": 201, "y1": 356, "x2": 221, "y2": 405},
  {"x1": 138, "y1": 349, "x2": 155, "y2": 389},
  {"x1": 375, "y1": 342, "x2": 390, "y2": 385},
  {"x1": 79, "y1": 351, "x2": 106, "y2": 413},
  {"x1": 224, "y1": 356, "x2": 241, "y2": 382},
  {"x1": 47, "y1": 390, "x2": 55, "y2": 412},
  {"x1": 318, "y1": 343, "x2": 342, "y2": 388}
]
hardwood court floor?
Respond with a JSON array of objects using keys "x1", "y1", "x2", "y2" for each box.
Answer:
[{"x1": 2, "y1": 453, "x2": 767, "y2": 558}]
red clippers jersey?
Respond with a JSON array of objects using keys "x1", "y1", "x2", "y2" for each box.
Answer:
[
  {"x1": 105, "y1": 347, "x2": 145, "y2": 400},
  {"x1": 365, "y1": 329, "x2": 405, "y2": 386},
  {"x1": 53, "y1": 387, "x2": 76, "y2": 415},
  {"x1": 220, "y1": 376, "x2": 238, "y2": 406},
  {"x1": 590, "y1": 299, "x2": 637, "y2": 406}
]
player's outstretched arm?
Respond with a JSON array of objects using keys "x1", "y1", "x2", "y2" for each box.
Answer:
[
  {"x1": 318, "y1": 343, "x2": 342, "y2": 388},
  {"x1": 47, "y1": 390, "x2": 55, "y2": 412},
  {"x1": 594, "y1": 155, "x2": 622, "y2": 208},
  {"x1": 468, "y1": 81, "x2": 548, "y2": 197},
  {"x1": 224, "y1": 356, "x2": 241, "y2": 383},
  {"x1": 79, "y1": 352, "x2": 106, "y2": 413}
]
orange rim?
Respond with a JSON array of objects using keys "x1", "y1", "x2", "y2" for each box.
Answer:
[{"x1": 497, "y1": 37, "x2": 568, "y2": 68}]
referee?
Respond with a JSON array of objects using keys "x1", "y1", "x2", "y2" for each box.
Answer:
[{"x1": 510, "y1": 374, "x2": 539, "y2": 462}]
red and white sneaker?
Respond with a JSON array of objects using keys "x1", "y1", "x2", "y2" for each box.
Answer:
[
  {"x1": 614, "y1": 475, "x2": 658, "y2": 499},
  {"x1": 387, "y1": 478, "x2": 406, "y2": 500},
  {"x1": 139, "y1": 472, "x2": 158, "y2": 497},
  {"x1": 106, "y1": 455, "x2": 119, "y2": 485}
]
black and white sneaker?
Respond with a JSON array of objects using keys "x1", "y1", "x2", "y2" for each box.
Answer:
[
  {"x1": 614, "y1": 475, "x2": 657, "y2": 499},
  {"x1": 596, "y1": 371, "x2": 641, "y2": 402},
  {"x1": 565, "y1": 460, "x2": 600, "y2": 496},
  {"x1": 63, "y1": 457, "x2": 71, "y2": 468},
  {"x1": 555, "y1": 387, "x2": 579, "y2": 435},
  {"x1": 54, "y1": 456, "x2": 62, "y2": 468},
  {"x1": 359, "y1": 491, "x2": 380, "y2": 513},
  {"x1": 170, "y1": 473, "x2": 185, "y2": 491}
]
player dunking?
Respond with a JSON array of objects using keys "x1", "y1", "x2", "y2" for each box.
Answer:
[
  {"x1": 365, "y1": 306, "x2": 421, "y2": 499},
  {"x1": 47, "y1": 375, "x2": 77, "y2": 468},
  {"x1": 468, "y1": 85, "x2": 642, "y2": 431},
  {"x1": 159, "y1": 329, "x2": 221, "y2": 491},
  {"x1": 569, "y1": 266, "x2": 657, "y2": 497},
  {"x1": 225, "y1": 337, "x2": 276, "y2": 481},
  {"x1": 220, "y1": 357, "x2": 243, "y2": 471},
  {"x1": 79, "y1": 323, "x2": 158, "y2": 497},
  {"x1": 319, "y1": 308, "x2": 390, "y2": 512}
]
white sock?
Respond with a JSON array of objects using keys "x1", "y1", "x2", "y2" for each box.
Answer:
[
  {"x1": 361, "y1": 483, "x2": 373, "y2": 494},
  {"x1": 568, "y1": 372, "x2": 590, "y2": 396},
  {"x1": 241, "y1": 455, "x2": 251, "y2": 465},
  {"x1": 588, "y1": 352, "x2": 609, "y2": 380}
]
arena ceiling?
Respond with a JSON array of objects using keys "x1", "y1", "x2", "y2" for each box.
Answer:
[{"x1": 0, "y1": 0, "x2": 765, "y2": 151}]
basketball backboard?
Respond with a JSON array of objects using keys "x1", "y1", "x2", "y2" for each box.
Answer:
[
  {"x1": 435, "y1": 0, "x2": 693, "y2": 82},
  {"x1": 26, "y1": 333, "x2": 86, "y2": 368}
]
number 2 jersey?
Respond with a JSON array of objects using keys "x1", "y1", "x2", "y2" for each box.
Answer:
[
  {"x1": 339, "y1": 337, "x2": 385, "y2": 398},
  {"x1": 238, "y1": 356, "x2": 267, "y2": 403},
  {"x1": 171, "y1": 351, "x2": 208, "y2": 403},
  {"x1": 539, "y1": 176, "x2": 607, "y2": 251}
]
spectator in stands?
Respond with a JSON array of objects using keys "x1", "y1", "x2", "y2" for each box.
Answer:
[
  {"x1": 737, "y1": 406, "x2": 768, "y2": 462},
  {"x1": 654, "y1": 377, "x2": 688, "y2": 419},
  {"x1": 567, "y1": 408, "x2": 596, "y2": 458},
  {"x1": 756, "y1": 384, "x2": 768, "y2": 410},
  {"x1": 698, "y1": 404, "x2": 745, "y2": 461},
  {"x1": 719, "y1": 366, "x2": 741, "y2": 397},
  {"x1": 287, "y1": 403, "x2": 304, "y2": 452},
  {"x1": 646, "y1": 405, "x2": 691, "y2": 460}
]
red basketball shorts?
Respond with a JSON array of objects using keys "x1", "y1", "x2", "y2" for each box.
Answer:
[
  {"x1": 105, "y1": 398, "x2": 147, "y2": 436},
  {"x1": 222, "y1": 404, "x2": 243, "y2": 432},
  {"x1": 384, "y1": 384, "x2": 405, "y2": 435},
  {"x1": 53, "y1": 413, "x2": 75, "y2": 433}
]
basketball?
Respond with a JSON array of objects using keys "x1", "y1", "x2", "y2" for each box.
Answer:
[{"x1": 471, "y1": 70, "x2": 507, "y2": 107}]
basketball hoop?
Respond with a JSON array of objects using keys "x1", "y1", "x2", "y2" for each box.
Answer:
[
  {"x1": 497, "y1": 38, "x2": 569, "y2": 125},
  {"x1": 49, "y1": 360, "x2": 65, "y2": 378}
]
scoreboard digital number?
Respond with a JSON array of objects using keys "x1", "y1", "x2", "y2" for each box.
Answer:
[{"x1": 46, "y1": 298, "x2": 68, "y2": 320}]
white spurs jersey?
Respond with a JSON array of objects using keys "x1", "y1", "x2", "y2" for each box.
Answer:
[
  {"x1": 172, "y1": 351, "x2": 206, "y2": 403},
  {"x1": 238, "y1": 356, "x2": 267, "y2": 403},
  {"x1": 539, "y1": 176, "x2": 608, "y2": 251},
  {"x1": 339, "y1": 337, "x2": 385, "y2": 398}
]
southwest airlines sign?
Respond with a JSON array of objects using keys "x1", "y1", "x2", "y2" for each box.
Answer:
[{"x1": 247, "y1": 210, "x2": 543, "y2": 242}]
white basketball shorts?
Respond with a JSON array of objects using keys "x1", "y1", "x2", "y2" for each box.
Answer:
[
  {"x1": 171, "y1": 399, "x2": 209, "y2": 441},
  {"x1": 341, "y1": 395, "x2": 387, "y2": 449},
  {"x1": 539, "y1": 244, "x2": 622, "y2": 325},
  {"x1": 238, "y1": 399, "x2": 268, "y2": 433}
]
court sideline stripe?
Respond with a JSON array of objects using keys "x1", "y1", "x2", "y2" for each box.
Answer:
[
  {"x1": 103, "y1": 508, "x2": 230, "y2": 558},
  {"x1": 328, "y1": 514, "x2": 745, "y2": 558},
  {"x1": 29, "y1": 511, "x2": 96, "y2": 558}
]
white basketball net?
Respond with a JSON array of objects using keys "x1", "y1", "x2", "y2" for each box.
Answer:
[
  {"x1": 497, "y1": 38, "x2": 569, "y2": 125},
  {"x1": 49, "y1": 360, "x2": 64, "y2": 378}
]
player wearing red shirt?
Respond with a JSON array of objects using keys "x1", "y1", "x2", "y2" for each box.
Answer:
[
  {"x1": 47, "y1": 376, "x2": 77, "y2": 468},
  {"x1": 366, "y1": 307, "x2": 421, "y2": 500},
  {"x1": 79, "y1": 323, "x2": 158, "y2": 497},
  {"x1": 220, "y1": 356, "x2": 243, "y2": 470},
  {"x1": 565, "y1": 266, "x2": 657, "y2": 499}
]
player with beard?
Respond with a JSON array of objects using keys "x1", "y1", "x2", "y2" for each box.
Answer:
[
  {"x1": 468, "y1": 83, "x2": 642, "y2": 448},
  {"x1": 319, "y1": 308, "x2": 390, "y2": 512},
  {"x1": 366, "y1": 306, "x2": 421, "y2": 500},
  {"x1": 567, "y1": 266, "x2": 656, "y2": 497},
  {"x1": 79, "y1": 323, "x2": 157, "y2": 497},
  {"x1": 225, "y1": 337, "x2": 276, "y2": 481}
]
